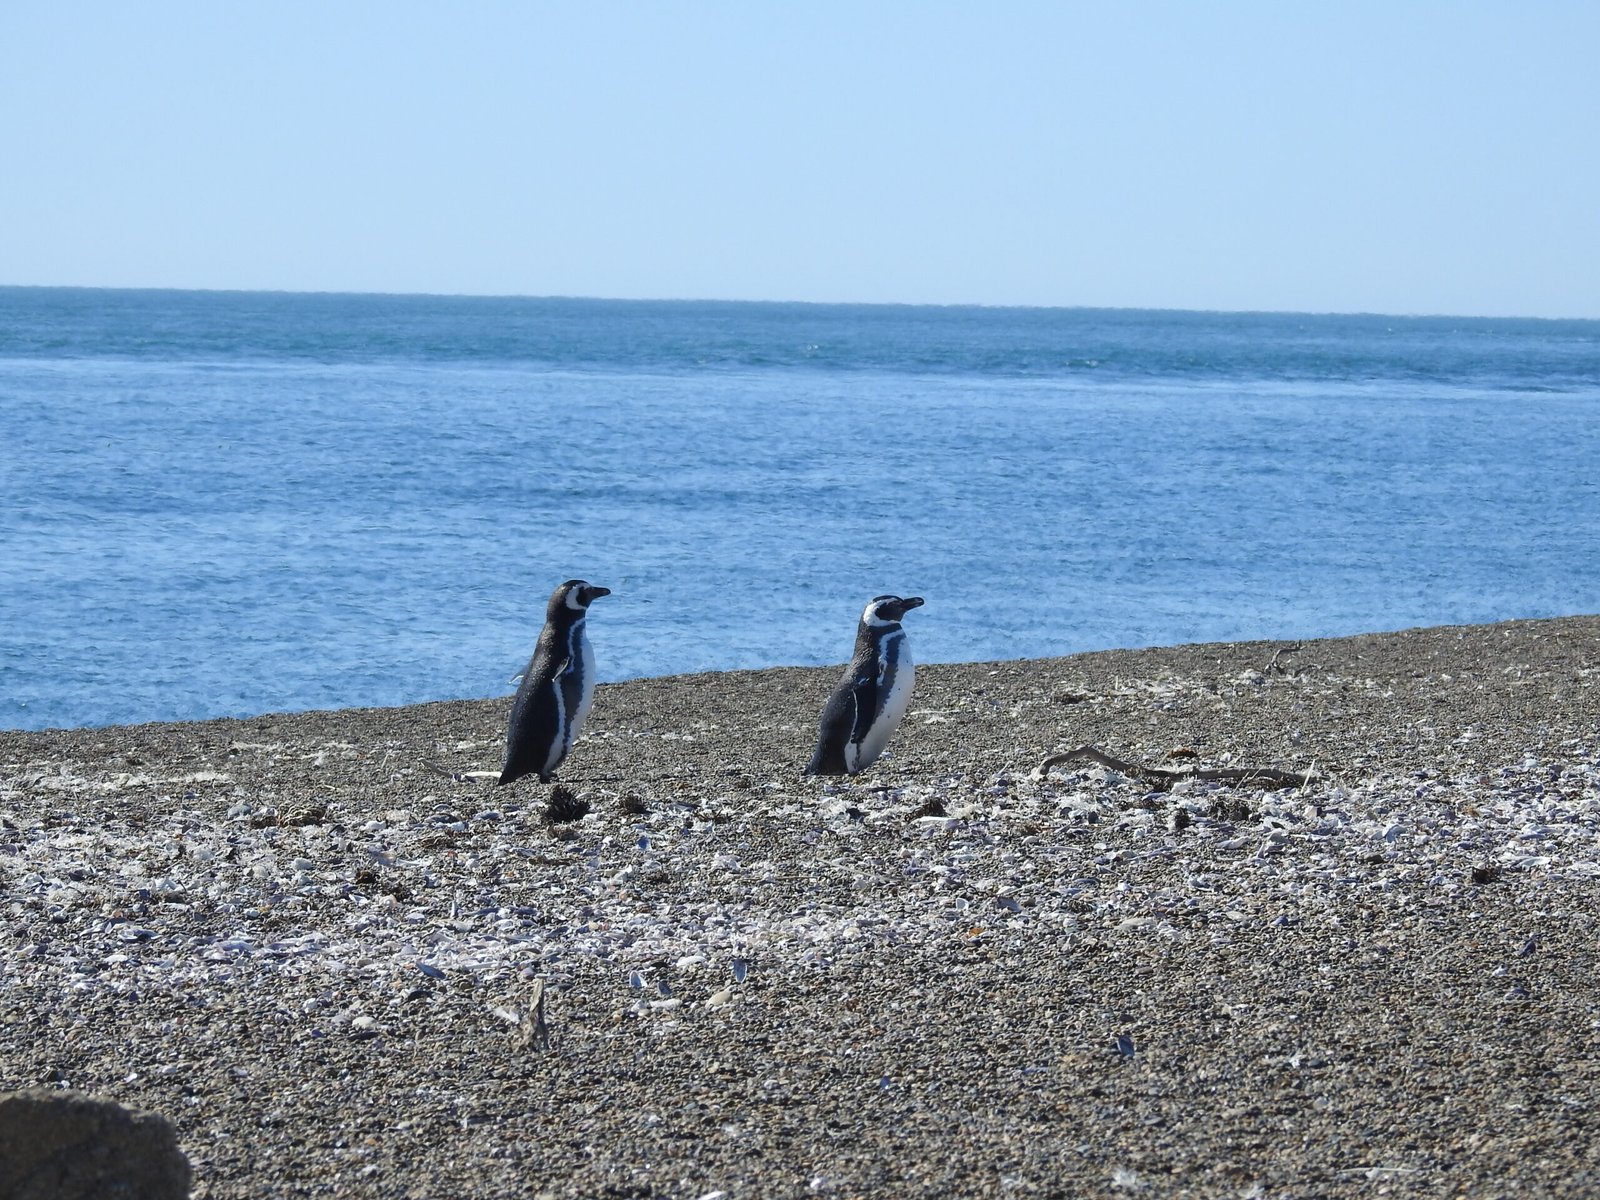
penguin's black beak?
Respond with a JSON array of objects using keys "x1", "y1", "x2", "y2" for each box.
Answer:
[
  {"x1": 582, "y1": 585, "x2": 612, "y2": 604},
  {"x1": 902, "y1": 596, "x2": 925, "y2": 610}
]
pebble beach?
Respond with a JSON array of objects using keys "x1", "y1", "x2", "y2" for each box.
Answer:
[{"x1": 3, "y1": 616, "x2": 1599, "y2": 1198}]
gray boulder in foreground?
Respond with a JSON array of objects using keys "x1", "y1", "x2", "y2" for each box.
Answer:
[{"x1": 0, "y1": 1089, "x2": 191, "y2": 1200}]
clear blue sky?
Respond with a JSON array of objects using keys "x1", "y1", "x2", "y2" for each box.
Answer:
[{"x1": 3, "y1": 2, "x2": 1596, "y2": 317}]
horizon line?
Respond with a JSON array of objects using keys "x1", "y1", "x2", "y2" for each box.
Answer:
[{"x1": 1, "y1": 281, "x2": 1595, "y2": 325}]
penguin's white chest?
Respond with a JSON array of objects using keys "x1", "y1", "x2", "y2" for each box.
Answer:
[
  {"x1": 849, "y1": 633, "x2": 914, "y2": 772},
  {"x1": 544, "y1": 623, "x2": 596, "y2": 776},
  {"x1": 568, "y1": 626, "x2": 597, "y2": 735}
]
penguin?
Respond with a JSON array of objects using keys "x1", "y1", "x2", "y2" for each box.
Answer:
[
  {"x1": 805, "y1": 594, "x2": 925, "y2": 776},
  {"x1": 499, "y1": 579, "x2": 611, "y2": 786}
]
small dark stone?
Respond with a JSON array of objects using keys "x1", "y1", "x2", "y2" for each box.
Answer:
[
  {"x1": 911, "y1": 797, "x2": 947, "y2": 819},
  {"x1": 282, "y1": 802, "x2": 329, "y2": 826},
  {"x1": 1471, "y1": 864, "x2": 1504, "y2": 885},
  {"x1": 1210, "y1": 796, "x2": 1255, "y2": 822},
  {"x1": 543, "y1": 785, "x2": 591, "y2": 824}
]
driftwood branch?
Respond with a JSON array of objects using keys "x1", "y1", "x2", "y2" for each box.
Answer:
[
  {"x1": 1035, "y1": 745, "x2": 1317, "y2": 791},
  {"x1": 511, "y1": 980, "x2": 551, "y2": 1053},
  {"x1": 1262, "y1": 642, "x2": 1303, "y2": 674}
]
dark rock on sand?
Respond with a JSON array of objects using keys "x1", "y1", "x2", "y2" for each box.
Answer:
[{"x1": 0, "y1": 1089, "x2": 191, "y2": 1200}]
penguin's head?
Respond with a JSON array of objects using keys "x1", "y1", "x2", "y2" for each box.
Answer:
[
  {"x1": 863, "y1": 594, "x2": 924, "y2": 627},
  {"x1": 549, "y1": 579, "x2": 611, "y2": 618}
]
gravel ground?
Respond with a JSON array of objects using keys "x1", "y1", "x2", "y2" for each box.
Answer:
[{"x1": 2, "y1": 616, "x2": 1599, "y2": 1199}]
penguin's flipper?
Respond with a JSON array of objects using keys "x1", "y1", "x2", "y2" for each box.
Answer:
[
  {"x1": 499, "y1": 674, "x2": 562, "y2": 786},
  {"x1": 845, "y1": 668, "x2": 880, "y2": 753},
  {"x1": 805, "y1": 679, "x2": 858, "y2": 776}
]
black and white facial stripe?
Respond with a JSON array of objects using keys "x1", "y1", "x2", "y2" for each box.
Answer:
[
  {"x1": 499, "y1": 579, "x2": 610, "y2": 787},
  {"x1": 805, "y1": 594, "x2": 924, "y2": 777}
]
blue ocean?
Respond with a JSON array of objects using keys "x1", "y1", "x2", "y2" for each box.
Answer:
[{"x1": 3, "y1": 287, "x2": 1598, "y2": 732}]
